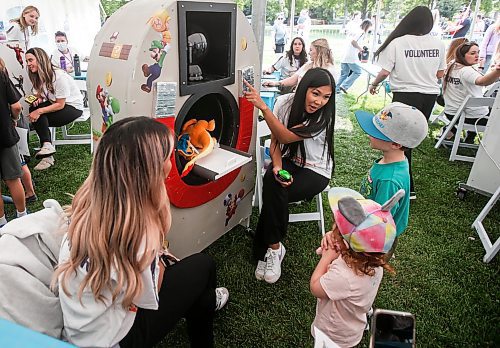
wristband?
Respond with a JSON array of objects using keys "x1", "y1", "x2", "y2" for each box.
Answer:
[{"x1": 370, "y1": 83, "x2": 379, "y2": 87}]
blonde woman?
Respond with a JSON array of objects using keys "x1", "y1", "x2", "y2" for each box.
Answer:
[
  {"x1": 25, "y1": 47, "x2": 83, "y2": 170},
  {"x1": 54, "y1": 117, "x2": 229, "y2": 348},
  {"x1": 6, "y1": 5, "x2": 40, "y2": 50},
  {"x1": 263, "y1": 38, "x2": 336, "y2": 90}
]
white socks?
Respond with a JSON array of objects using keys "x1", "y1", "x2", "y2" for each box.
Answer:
[
  {"x1": 16, "y1": 209, "x2": 27, "y2": 218},
  {"x1": 0, "y1": 215, "x2": 7, "y2": 226}
]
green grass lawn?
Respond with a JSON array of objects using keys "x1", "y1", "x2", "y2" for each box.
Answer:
[{"x1": 5, "y1": 84, "x2": 499, "y2": 347}]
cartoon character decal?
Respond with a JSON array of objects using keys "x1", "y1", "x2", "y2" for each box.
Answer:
[
  {"x1": 95, "y1": 73, "x2": 120, "y2": 134},
  {"x1": 141, "y1": 10, "x2": 171, "y2": 93},
  {"x1": 379, "y1": 110, "x2": 393, "y2": 121},
  {"x1": 223, "y1": 189, "x2": 245, "y2": 226},
  {"x1": 7, "y1": 43, "x2": 24, "y2": 67},
  {"x1": 11, "y1": 74, "x2": 25, "y2": 96}
]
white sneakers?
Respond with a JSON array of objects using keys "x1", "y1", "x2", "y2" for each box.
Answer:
[
  {"x1": 255, "y1": 243, "x2": 286, "y2": 284},
  {"x1": 215, "y1": 287, "x2": 229, "y2": 311},
  {"x1": 34, "y1": 156, "x2": 54, "y2": 170},
  {"x1": 35, "y1": 142, "x2": 56, "y2": 159}
]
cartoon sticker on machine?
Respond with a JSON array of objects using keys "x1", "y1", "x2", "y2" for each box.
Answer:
[
  {"x1": 223, "y1": 189, "x2": 245, "y2": 226},
  {"x1": 141, "y1": 9, "x2": 172, "y2": 93},
  {"x1": 7, "y1": 43, "x2": 24, "y2": 67},
  {"x1": 176, "y1": 119, "x2": 217, "y2": 177},
  {"x1": 95, "y1": 74, "x2": 120, "y2": 134}
]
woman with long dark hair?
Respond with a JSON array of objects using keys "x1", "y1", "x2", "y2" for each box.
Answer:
[
  {"x1": 244, "y1": 68, "x2": 336, "y2": 284},
  {"x1": 264, "y1": 37, "x2": 308, "y2": 93},
  {"x1": 25, "y1": 47, "x2": 83, "y2": 170},
  {"x1": 369, "y1": 6, "x2": 446, "y2": 198}
]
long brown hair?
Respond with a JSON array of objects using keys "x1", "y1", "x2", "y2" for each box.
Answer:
[
  {"x1": 443, "y1": 42, "x2": 478, "y2": 92},
  {"x1": 446, "y1": 37, "x2": 468, "y2": 64},
  {"x1": 11, "y1": 6, "x2": 40, "y2": 35},
  {"x1": 54, "y1": 117, "x2": 174, "y2": 308},
  {"x1": 26, "y1": 47, "x2": 57, "y2": 96}
]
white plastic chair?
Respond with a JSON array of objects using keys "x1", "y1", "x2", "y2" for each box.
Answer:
[
  {"x1": 484, "y1": 81, "x2": 500, "y2": 98},
  {"x1": 50, "y1": 79, "x2": 92, "y2": 150},
  {"x1": 434, "y1": 96, "x2": 495, "y2": 162},
  {"x1": 253, "y1": 120, "x2": 328, "y2": 236}
]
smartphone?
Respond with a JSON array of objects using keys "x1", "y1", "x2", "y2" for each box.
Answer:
[
  {"x1": 370, "y1": 309, "x2": 416, "y2": 348},
  {"x1": 24, "y1": 95, "x2": 38, "y2": 105},
  {"x1": 277, "y1": 169, "x2": 292, "y2": 183}
]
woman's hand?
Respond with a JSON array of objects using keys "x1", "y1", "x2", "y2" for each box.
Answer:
[
  {"x1": 262, "y1": 81, "x2": 277, "y2": 87},
  {"x1": 369, "y1": 84, "x2": 379, "y2": 95},
  {"x1": 243, "y1": 80, "x2": 268, "y2": 111},
  {"x1": 32, "y1": 98, "x2": 43, "y2": 107},
  {"x1": 272, "y1": 166, "x2": 293, "y2": 188},
  {"x1": 29, "y1": 109, "x2": 42, "y2": 122}
]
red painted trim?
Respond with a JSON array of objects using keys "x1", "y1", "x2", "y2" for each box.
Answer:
[{"x1": 156, "y1": 97, "x2": 254, "y2": 208}]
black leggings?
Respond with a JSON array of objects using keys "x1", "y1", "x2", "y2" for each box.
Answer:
[
  {"x1": 120, "y1": 253, "x2": 217, "y2": 348},
  {"x1": 253, "y1": 158, "x2": 330, "y2": 261},
  {"x1": 30, "y1": 101, "x2": 82, "y2": 145},
  {"x1": 392, "y1": 92, "x2": 437, "y2": 192}
]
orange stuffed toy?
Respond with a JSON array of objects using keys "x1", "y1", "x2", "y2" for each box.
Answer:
[{"x1": 176, "y1": 119, "x2": 216, "y2": 177}]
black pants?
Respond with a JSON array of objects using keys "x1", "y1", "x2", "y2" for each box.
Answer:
[
  {"x1": 30, "y1": 101, "x2": 82, "y2": 145},
  {"x1": 253, "y1": 158, "x2": 330, "y2": 261},
  {"x1": 274, "y1": 44, "x2": 285, "y2": 54},
  {"x1": 120, "y1": 253, "x2": 217, "y2": 348},
  {"x1": 392, "y1": 92, "x2": 437, "y2": 193}
]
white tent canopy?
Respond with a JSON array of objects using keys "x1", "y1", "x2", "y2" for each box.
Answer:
[{"x1": 0, "y1": 0, "x2": 101, "y2": 56}]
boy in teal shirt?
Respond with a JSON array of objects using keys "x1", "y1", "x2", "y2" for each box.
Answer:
[{"x1": 354, "y1": 102, "x2": 428, "y2": 257}]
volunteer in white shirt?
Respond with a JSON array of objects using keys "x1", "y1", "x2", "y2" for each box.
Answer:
[
  {"x1": 369, "y1": 6, "x2": 446, "y2": 198},
  {"x1": 25, "y1": 48, "x2": 84, "y2": 171},
  {"x1": 51, "y1": 31, "x2": 80, "y2": 73},
  {"x1": 263, "y1": 38, "x2": 336, "y2": 91},
  {"x1": 6, "y1": 5, "x2": 40, "y2": 50},
  {"x1": 442, "y1": 42, "x2": 500, "y2": 142},
  {"x1": 336, "y1": 19, "x2": 372, "y2": 94}
]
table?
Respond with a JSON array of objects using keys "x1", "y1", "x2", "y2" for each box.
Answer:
[
  {"x1": 260, "y1": 75, "x2": 280, "y2": 110},
  {"x1": 71, "y1": 70, "x2": 87, "y2": 81},
  {"x1": 356, "y1": 62, "x2": 391, "y2": 103}
]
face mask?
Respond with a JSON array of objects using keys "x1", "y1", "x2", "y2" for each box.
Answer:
[{"x1": 56, "y1": 42, "x2": 68, "y2": 51}]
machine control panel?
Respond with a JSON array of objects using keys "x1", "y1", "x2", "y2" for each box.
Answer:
[{"x1": 238, "y1": 66, "x2": 254, "y2": 96}]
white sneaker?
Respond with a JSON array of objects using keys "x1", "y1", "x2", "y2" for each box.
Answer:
[
  {"x1": 264, "y1": 243, "x2": 286, "y2": 284},
  {"x1": 215, "y1": 287, "x2": 229, "y2": 311},
  {"x1": 35, "y1": 143, "x2": 56, "y2": 159},
  {"x1": 34, "y1": 156, "x2": 54, "y2": 170},
  {"x1": 255, "y1": 260, "x2": 267, "y2": 280}
]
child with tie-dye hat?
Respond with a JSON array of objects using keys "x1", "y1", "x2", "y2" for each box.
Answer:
[{"x1": 310, "y1": 187, "x2": 404, "y2": 347}]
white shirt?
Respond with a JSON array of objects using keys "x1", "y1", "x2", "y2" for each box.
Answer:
[
  {"x1": 296, "y1": 62, "x2": 336, "y2": 85},
  {"x1": 443, "y1": 65, "x2": 489, "y2": 117},
  {"x1": 51, "y1": 47, "x2": 80, "y2": 72},
  {"x1": 58, "y1": 234, "x2": 160, "y2": 348},
  {"x1": 342, "y1": 27, "x2": 365, "y2": 64},
  {"x1": 6, "y1": 22, "x2": 31, "y2": 50},
  {"x1": 273, "y1": 93, "x2": 333, "y2": 179},
  {"x1": 376, "y1": 34, "x2": 446, "y2": 94},
  {"x1": 34, "y1": 69, "x2": 84, "y2": 111},
  {"x1": 272, "y1": 55, "x2": 302, "y2": 79}
]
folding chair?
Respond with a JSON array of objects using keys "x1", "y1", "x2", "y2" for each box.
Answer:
[
  {"x1": 253, "y1": 120, "x2": 328, "y2": 236},
  {"x1": 434, "y1": 96, "x2": 495, "y2": 162},
  {"x1": 484, "y1": 81, "x2": 500, "y2": 98}
]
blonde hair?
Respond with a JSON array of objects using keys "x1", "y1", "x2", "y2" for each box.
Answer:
[
  {"x1": 0, "y1": 57, "x2": 5, "y2": 72},
  {"x1": 310, "y1": 38, "x2": 334, "y2": 68},
  {"x1": 11, "y1": 6, "x2": 40, "y2": 35},
  {"x1": 446, "y1": 37, "x2": 468, "y2": 64},
  {"x1": 25, "y1": 47, "x2": 57, "y2": 96},
  {"x1": 54, "y1": 117, "x2": 173, "y2": 308}
]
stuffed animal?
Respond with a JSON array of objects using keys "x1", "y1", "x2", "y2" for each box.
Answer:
[{"x1": 177, "y1": 119, "x2": 216, "y2": 177}]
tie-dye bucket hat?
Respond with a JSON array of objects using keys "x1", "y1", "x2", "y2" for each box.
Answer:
[{"x1": 327, "y1": 187, "x2": 404, "y2": 253}]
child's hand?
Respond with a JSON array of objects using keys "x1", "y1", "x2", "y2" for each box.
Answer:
[
  {"x1": 320, "y1": 245, "x2": 340, "y2": 263},
  {"x1": 321, "y1": 231, "x2": 337, "y2": 250}
]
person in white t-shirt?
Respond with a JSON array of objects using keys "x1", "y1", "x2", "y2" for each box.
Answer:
[
  {"x1": 442, "y1": 42, "x2": 500, "y2": 142},
  {"x1": 50, "y1": 31, "x2": 80, "y2": 73},
  {"x1": 244, "y1": 68, "x2": 336, "y2": 284},
  {"x1": 336, "y1": 19, "x2": 372, "y2": 94},
  {"x1": 345, "y1": 11, "x2": 362, "y2": 35},
  {"x1": 430, "y1": 9, "x2": 442, "y2": 38},
  {"x1": 54, "y1": 117, "x2": 229, "y2": 348},
  {"x1": 6, "y1": 5, "x2": 40, "y2": 50},
  {"x1": 369, "y1": 6, "x2": 446, "y2": 198},
  {"x1": 25, "y1": 48, "x2": 84, "y2": 170},
  {"x1": 263, "y1": 38, "x2": 336, "y2": 91}
]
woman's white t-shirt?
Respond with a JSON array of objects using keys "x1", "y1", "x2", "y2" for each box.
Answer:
[
  {"x1": 296, "y1": 62, "x2": 336, "y2": 85},
  {"x1": 58, "y1": 234, "x2": 160, "y2": 348},
  {"x1": 273, "y1": 93, "x2": 333, "y2": 179},
  {"x1": 376, "y1": 34, "x2": 446, "y2": 94},
  {"x1": 6, "y1": 21, "x2": 31, "y2": 50},
  {"x1": 34, "y1": 69, "x2": 84, "y2": 110},
  {"x1": 272, "y1": 55, "x2": 302, "y2": 79},
  {"x1": 51, "y1": 47, "x2": 80, "y2": 71},
  {"x1": 443, "y1": 64, "x2": 489, "y2": 117}
]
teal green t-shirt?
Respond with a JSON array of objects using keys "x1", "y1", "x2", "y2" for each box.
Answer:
[{"x1": 359, "y1": 159, "x2": 410, "y2": 236}]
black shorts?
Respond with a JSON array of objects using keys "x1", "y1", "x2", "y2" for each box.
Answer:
[{"x1": 0, "y1": 144, "x2": 22, "y2": 180}]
